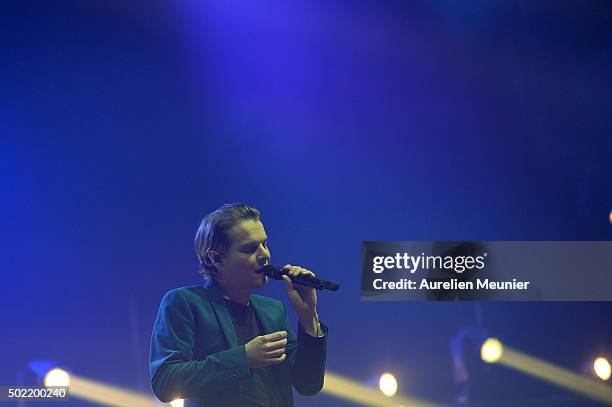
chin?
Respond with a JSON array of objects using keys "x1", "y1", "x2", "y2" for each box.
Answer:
[{"x1": 254, "y1": 275, "x2": 268, "y2": 288}]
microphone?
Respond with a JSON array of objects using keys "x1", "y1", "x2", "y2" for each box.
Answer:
[{"x1": 257, "y1": 265, "x2": 340, "y2": 291}]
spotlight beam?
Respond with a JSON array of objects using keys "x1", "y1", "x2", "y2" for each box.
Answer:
[
  {"x1": 42, "y1": 369, "x2": 444, "y2": 407},
  {"x1": 64, "y1": 375, "x2": 157, "y2": 407},
  {"x1": 499, "y1": 347, "x2": 612, "y2": 405},
  {"x1": 322, "y1": 372, "x2": 444, "y2": 407}
]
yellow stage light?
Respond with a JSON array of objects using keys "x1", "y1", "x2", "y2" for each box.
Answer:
[
  {"x1": 44, "y1": 368, "x2": 70, "y2": 387},
  {"x1": 593, "y1": 357, "x2": 611, "y2": 381},
  {"x1": 323, "y1": 372, "x2": 438, "y2": 406},
  {"x1": 34, "y1": 368, "x2": 441, "y2": 407},
  {"x1": 499, "y1": 346, "x2": 612, "y2": 404},
  {"x1": 481, "y1": 338, "x2": 503, "y2": 363},
  {"x1": 378, "y1": 372, "x2": 398, "y2": 397}
]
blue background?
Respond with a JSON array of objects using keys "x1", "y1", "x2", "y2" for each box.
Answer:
[{"x1": 2, "y1": 1, "x2": 611, "y2": 405}]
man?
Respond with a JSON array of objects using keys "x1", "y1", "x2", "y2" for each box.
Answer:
[{"x1": 149, "y1": 203, "x2": 328, "y2": 406}]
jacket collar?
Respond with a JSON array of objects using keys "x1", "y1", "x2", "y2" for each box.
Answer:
[
  {"x1": 203, "y1": 280, "x2": 278, "y2": 346},
  {"x1": 203, "y1": 281, "x2": 238, "y2": 347}
]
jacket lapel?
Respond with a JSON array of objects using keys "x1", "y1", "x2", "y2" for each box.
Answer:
[
  {"x1": 250, "y1": 295, "x2": 291, "y2": 406},
  {"x1": 250, "y1": 296, "x2": 277, "y2": 335},
  {"x1": 203, "y1": 281, "x2": 239, "y2": 348}
]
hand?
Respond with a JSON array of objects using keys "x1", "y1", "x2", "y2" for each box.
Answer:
[
  {"x1": 245, "y1": 331, "x2": 288, "y2": 368},
  {"x1": 282, "y1": 264, "x2": 319, "y2": 333}
]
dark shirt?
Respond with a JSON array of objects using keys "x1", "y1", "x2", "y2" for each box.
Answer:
[{"x1": 225, "y1": 299, "x2": 283, "y2": 407}]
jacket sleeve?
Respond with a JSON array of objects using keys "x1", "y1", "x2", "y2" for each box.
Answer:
[
  {"x1": 282, "y1": 303, "x2": 328, "y2": 396},
  {"x1": 149, "y1": 290, "x2": 250, "y2": 403}
]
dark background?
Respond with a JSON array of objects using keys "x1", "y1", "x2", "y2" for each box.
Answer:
[{"x1": 2, "y1": 1, "x2": 611, "y2": 405}]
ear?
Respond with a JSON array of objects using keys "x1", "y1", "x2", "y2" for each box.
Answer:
[{"x1": 207, "y1": 250, "x2": 225, "y2": 270}]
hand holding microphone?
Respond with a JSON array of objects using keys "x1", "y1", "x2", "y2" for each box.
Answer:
[{"x1": 257, "y1": 264, "x2": 338, "y2": 337}]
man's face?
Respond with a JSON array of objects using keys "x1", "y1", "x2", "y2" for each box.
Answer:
[{"x1": 216, "y1": 219, "x2": 271, "y2": 291}]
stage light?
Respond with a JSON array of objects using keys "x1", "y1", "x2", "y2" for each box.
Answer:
[
  {"x1": 29, "y1": 366, "x2": 441, "y2": 407},
  {"x1": 609, "y1": 209, "x2": 612, "y2": 224},
  {"x1": 499, "y1": 346, "x2": 612, "y2": 404},
  {"x1": 323, "y1": 371, "x2": 437, "y2": 406},
  {"x1": 378, "y1": 372, "x2": 398, "y2": 397},
  {"x1": 44, "y1": 368, "x2": 70, "y2": 387},
  {"x1": 481, "y1": 338, "x2": 503, "y2": 363},
  {"x1": 593, "y1": 357, "x2": 611, "y2": 381}
]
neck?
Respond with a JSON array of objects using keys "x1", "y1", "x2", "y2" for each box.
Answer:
[{"x1": 216, "y1": 281, "x2": 251, "y2": 305}]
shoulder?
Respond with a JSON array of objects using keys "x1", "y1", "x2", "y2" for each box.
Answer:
[{"x1": 159, "y1": 285, "x2": 207, "y2": 307}]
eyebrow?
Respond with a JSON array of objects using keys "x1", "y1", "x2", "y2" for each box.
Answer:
[{"x1": 239, "y1": 238, "x2": 268, "y2": 247}]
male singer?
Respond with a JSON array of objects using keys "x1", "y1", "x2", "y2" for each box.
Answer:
[{"x1": 149, "y1": 203, "x2": 327, "y2": 407}]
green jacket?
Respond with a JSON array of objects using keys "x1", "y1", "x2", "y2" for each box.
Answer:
[{"x1": 149, "y1": 282, "x2": 328, "y2": 406}]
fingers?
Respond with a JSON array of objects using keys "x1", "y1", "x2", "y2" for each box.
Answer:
[
  {"x1": 261, "y1": 331, "x2": 287, "y2": 342},
  {"x1": 264, "y1": 337, "x2": 287, "y2": 351},
  {"x1": 247, "y1": 331, "x2": 290, "y2": 369},
  {"x1": 265, "y1": 347, "x2": 286, "y2": 358},
  {"x1": 261, "y1": 332, "x2": 287, "y2": 354},
  {"x1": 262, "y1": 337, "x2": 287, "y2": 360},
  {"x1": 265, "y1": 353, "x2": 287, "y2": 365},
  {"x1": 251, "y1": 353, "x2": 287, "y2": 368},
  {"x1": 282, "y1": 274, "x2": 293, "y2": 292},
  {"x1": 282, "y1": 264, "x2": 316, "y2": 279},
  {"x1": 282, "y1": 265, "x2": 316, "y2": 296}
]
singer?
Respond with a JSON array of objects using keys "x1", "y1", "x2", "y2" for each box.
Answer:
[{"x1": 149, "y1": 203, "x2": 328, "y2": 407}]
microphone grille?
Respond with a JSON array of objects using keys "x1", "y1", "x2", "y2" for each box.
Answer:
[{"x1": 259, "y1": 265, "x2": 284, "y2": 280}]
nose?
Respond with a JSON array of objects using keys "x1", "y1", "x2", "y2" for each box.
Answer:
[{"x1": 258, "y1": 245, "x2": 270, "y2": 265}]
